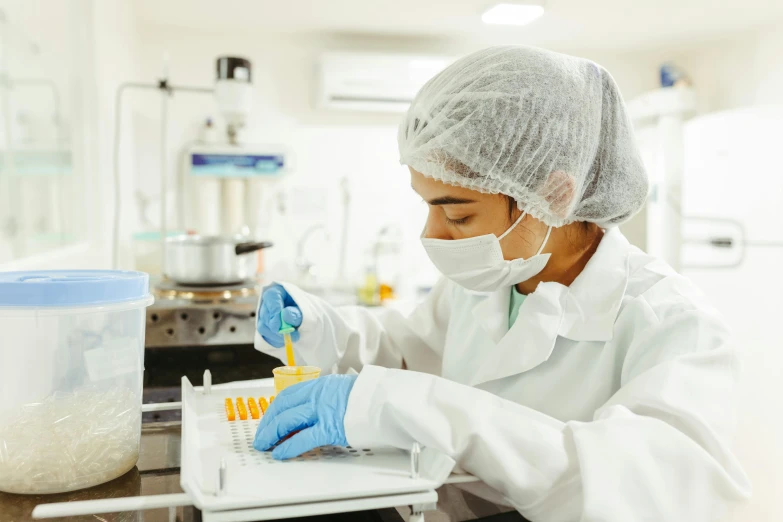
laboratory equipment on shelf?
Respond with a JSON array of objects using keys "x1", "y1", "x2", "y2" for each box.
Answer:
[
  {"x1": 112, "y1": 55, "x2": 289, "y2": 271},
  {"x1": 181, "y1": 142, "x2": 289, "y2": 239},
  {"x1": 0, "y1": 270, "x2": 153, "y2": 494}
]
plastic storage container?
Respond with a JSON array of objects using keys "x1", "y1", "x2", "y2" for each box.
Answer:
[{"x1": 0, "y1": 270, "x2": 153, "y2": 494}]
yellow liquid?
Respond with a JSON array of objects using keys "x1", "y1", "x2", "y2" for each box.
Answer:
[
  {"x1": 283, "y1": 333, "x2": 296, "y2": 367},
  {"x1": 273, "y1": 366, "x2": 321, "y2": 396}
]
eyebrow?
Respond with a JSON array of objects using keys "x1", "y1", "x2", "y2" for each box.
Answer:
[{"x1": 426, "y1": 196, "x2": 477, "y2": 205}]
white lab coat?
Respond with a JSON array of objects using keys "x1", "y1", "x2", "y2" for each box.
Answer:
[{"x1": 255, "y1": 229, "x2": 751, "y2": 521}]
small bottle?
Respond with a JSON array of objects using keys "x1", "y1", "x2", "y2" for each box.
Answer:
[{"x1": 358, "y1": 265, "x2": 380, "y2": 306}]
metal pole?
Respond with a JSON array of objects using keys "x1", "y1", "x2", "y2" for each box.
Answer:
[
  {"x1": 112, "y1": 82, "x2": 159, "y2": 268},
  {"x1": 111, "y1": 82, "x2": 213, "y2": 269},
  {"x1": 160, "y1": 83, "x2": 169, "y2": 272}
]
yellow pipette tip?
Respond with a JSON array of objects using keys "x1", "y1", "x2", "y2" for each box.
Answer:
[{"x1": 284, "y1": 333, "x2": 296, "y2": 367}]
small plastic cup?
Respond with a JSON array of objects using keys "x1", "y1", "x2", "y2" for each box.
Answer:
[{"x1": 273, "y1": 366, "x2": 321, "y2": 396}]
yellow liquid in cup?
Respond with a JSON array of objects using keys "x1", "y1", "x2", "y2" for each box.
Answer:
[{"x1": 273, "y1": 366, "x2": 321, "y2": 396}]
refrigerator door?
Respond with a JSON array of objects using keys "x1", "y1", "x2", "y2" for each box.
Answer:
[{"x1": 682, "y1": 107, "x2": 783, "y2": 522}]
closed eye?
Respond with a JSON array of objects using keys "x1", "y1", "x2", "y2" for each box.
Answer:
[{"x1": 446, "y1": 216, "x2": 470, "y2": 225}]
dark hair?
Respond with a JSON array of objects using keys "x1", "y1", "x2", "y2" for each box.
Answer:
[{"x1": 506, "y1": 195, "x2": 517, "y2": 221}]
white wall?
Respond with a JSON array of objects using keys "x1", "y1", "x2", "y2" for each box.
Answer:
[
  {"x1": 672, "y1": 22, "x2": 783, "y2": 112},
  {"x1": 123, "y1": 23, "x2": 661, "y2": 291},
  {"x1": 656, "y1": 21, "x2": 783, "y2": 522}
]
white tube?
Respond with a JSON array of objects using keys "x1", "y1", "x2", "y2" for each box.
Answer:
[
  {"x1": 222, "y1": 179, "x2": 245, "y2": 235},
  {"x1": 244, "y1": 178, "x2": 263, "y2": 237},
  {"x1": 176, "y1": 145, "x2": 185, "y2": 231},
  {"x1": 194, "y1": 178, "x2": 221, "y2": 235},
  {"x1": 176, "y1": 143, "x2": 193, "y2": 231},
  {"x1": 32, "y1": 493, "x2": 192, "y2": 518},
  {"x1": 141, "y1": 401, "x2": 182, "y2": 412},
  {"x1": 111, "y1": 86, "x2": 126, "y2": 269}
]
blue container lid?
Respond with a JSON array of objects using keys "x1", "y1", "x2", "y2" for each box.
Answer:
[{"x1": 0, "y1": 270, "x2": 151, "y2": 307}]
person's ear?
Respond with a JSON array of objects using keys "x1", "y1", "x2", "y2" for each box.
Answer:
[{"x1": 542, "y1": 171, "x2": 576, "y2": 219}]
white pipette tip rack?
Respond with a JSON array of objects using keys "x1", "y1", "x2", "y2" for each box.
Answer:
[
  {"x1": 180, "y1": 374, "x2": 461, "y2": 521},
  {"x1": 32, "y1": 370, "x2": 476, "y2": 522}
]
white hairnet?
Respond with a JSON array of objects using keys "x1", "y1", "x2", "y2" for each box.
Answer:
[{"x1": 398, "y1": 46, "x2": 649, "y2": 228}]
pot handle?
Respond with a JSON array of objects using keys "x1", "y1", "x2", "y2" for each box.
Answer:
[{"x1": 235, "y1": 241, "x2": 274, "y2": 256}]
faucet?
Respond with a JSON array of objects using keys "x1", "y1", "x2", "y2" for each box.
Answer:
[
  {"x1": 296, "y1": 224, "x2": 329, "y2": 281},
  {"x1": 372, "y1": 224, "x2": 402, "y2": 266}
]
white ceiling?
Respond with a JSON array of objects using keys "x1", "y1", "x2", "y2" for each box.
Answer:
[{"x1": 134, "y1": 0, "x2": 783, "y2": 51}]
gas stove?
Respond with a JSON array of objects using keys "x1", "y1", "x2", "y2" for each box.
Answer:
[{"x1": 145, "y1": 278, "x2": 261, "y2": 349}]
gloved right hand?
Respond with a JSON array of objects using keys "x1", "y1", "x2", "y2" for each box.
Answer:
[
  {"x1": 257, "y1": 284, "x2": 302, "y2": 348},
  {"x1": 253, "y1": 374, "x2": 357, "y2": 460}
]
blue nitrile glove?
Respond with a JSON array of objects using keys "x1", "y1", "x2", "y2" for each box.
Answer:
[
  {"x1": 257, "y1": 284, "x2": 302, "y2": 348},
  {"x1": 253, "y1": 374, "x2": 358, "y2": 460}
]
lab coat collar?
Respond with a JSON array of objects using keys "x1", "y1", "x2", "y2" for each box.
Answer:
[
  {"x1": 468, "y1": 228, "x2": 630, "y2": 386},
  {"x1": 559, "y1": 228, "x2": 630, "y2": 342}
]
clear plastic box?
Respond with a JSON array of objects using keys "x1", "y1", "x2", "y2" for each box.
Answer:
[{"x1": 0, "y1": 270, "x2": 154, "y2": 494}]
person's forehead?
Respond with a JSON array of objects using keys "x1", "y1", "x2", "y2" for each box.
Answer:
[{"x1": 409, "y1": 168, "x2": 486, "y2": 199}]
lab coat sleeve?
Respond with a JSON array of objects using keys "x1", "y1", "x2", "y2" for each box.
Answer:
[
  {"x1": 344, "y1": 299, "x2": 751, "y2": 521},
  {"x1": 254, "y1": 279, "x2": 451, "y2": 375}
]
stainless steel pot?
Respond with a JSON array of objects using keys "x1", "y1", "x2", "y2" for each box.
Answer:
[{"x1": 164, "y1": 235, "x2": 273, "y2": 285}]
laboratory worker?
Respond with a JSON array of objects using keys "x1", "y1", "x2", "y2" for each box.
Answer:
[{"x1": 253, "y1": 46, "x2": 750, "y2": 521}]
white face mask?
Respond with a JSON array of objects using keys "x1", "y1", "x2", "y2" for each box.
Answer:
[{"x1": 421, "y1": 211, "x2": 552, "y2": 292}]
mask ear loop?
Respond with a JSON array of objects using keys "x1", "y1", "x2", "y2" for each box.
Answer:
[
  {"x1": 497, "y1": 211, "x2": 527, "y2": 241},
  {"x1": 536, "y1": 226, "x2": 553, "y2": 255},
  {"x1": 497, "y1": 210, "x2": 552, "y2": 255}
]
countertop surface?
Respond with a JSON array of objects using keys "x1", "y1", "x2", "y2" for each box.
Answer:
[{"x1": 0, "y1": 423, "x2": 194, "y2": 522}]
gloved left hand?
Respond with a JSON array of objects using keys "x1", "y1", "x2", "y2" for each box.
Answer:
[{"x1": 253, "y1": 374, "x2": 357, "y2": 460}]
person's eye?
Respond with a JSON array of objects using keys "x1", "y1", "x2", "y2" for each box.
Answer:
[{"x1": 445, "y1": 216, "x2": 471, "y2": 225}]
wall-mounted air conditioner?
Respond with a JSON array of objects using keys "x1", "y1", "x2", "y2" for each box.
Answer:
[{"x1": 316, "y1": 52, "x2": 453, "y2": 113}]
